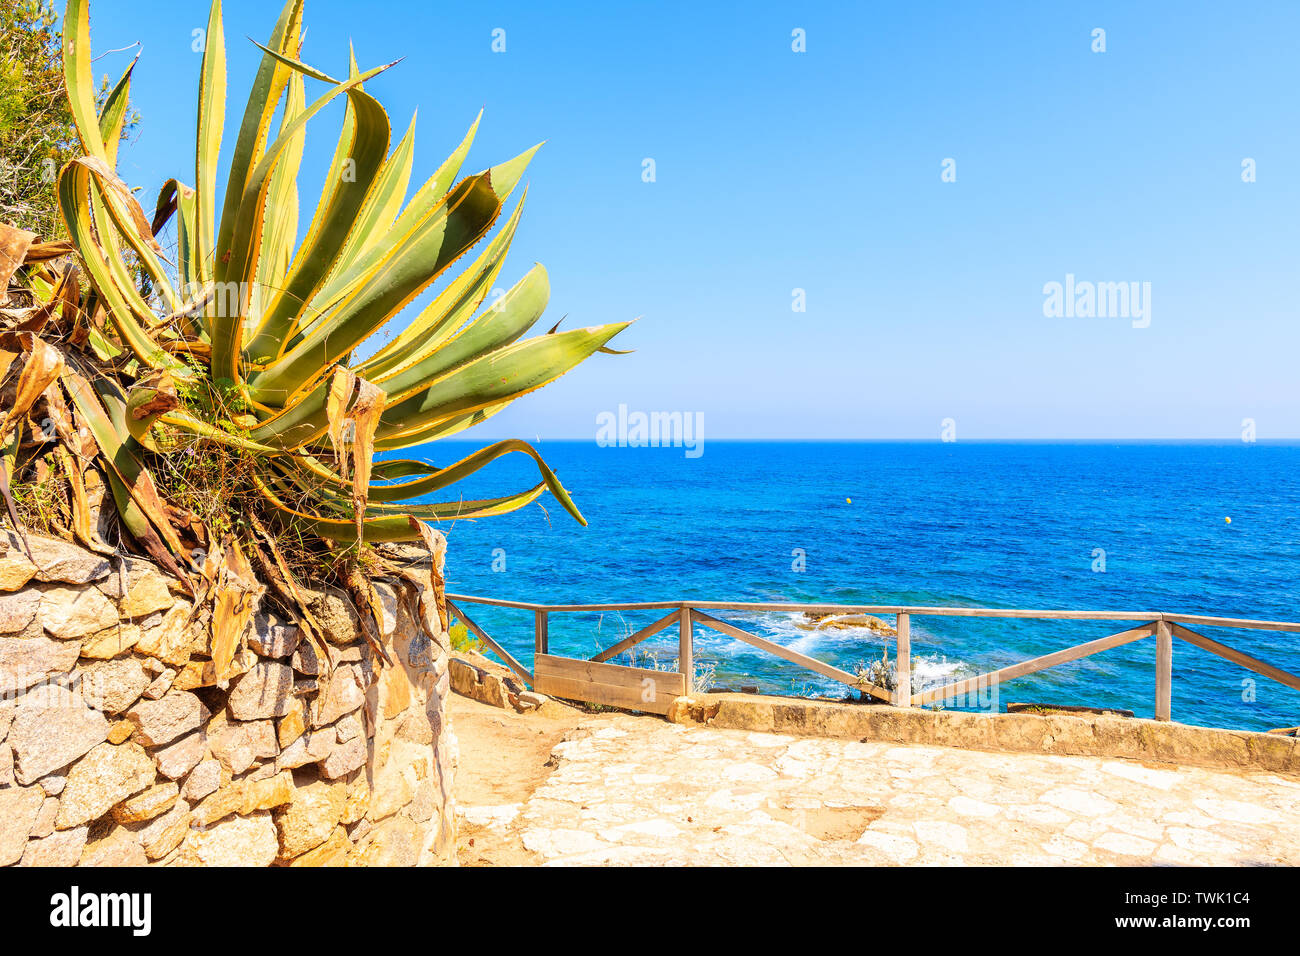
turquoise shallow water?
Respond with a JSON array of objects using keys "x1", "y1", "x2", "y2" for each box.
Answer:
[{"x1": 410, "y1": 440, "x2": 1300, "y2": 732}]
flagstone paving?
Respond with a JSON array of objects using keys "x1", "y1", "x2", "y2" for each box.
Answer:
[{"x1": 459, "y1": 713, "x2": 1300, "y2": 866}]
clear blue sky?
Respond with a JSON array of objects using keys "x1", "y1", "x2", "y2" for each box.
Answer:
[{"x1": 86, "y1": 0, "x2": 1300, "y2": 439}]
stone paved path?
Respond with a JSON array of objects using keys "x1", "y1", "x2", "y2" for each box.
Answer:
[{"x1": 462, "y1": 715, "x2": 1300, "y2": 865}]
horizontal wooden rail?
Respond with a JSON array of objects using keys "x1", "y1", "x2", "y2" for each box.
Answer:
[
  {"x1": 445, "y1": 598, "x2": 533, "y2": 685},
  {"x1": 446, "y1": 593, "x2": 1300, "y2": 631},
  {"x1": 445, "y1": 594, "x2": 1300, "y2": 722}
]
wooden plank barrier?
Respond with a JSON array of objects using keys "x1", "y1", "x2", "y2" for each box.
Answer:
[
  {"x1": 533, "y1": 654, "x2": 686, "y2": 716},
  {"x1": 444, "y1": 594, "x2": 1300, "y2": 722}
]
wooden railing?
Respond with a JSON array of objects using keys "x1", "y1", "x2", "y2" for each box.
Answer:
[{"x1": 444, "y1": 594, "x2": 1300, "y2": 721}]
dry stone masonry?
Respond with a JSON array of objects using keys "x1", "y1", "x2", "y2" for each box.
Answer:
[{"x1": 0, "y1": 532, "x2": 457, "y2": 867}]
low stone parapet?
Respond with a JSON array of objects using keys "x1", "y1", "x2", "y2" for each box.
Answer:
[{"x1": 668, "y1": 693, "x2": 1300, "y2": 776}]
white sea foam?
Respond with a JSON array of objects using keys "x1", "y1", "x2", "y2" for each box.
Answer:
[{"x1": 692, "y1": 611, "x2": 976, "y2": 697}]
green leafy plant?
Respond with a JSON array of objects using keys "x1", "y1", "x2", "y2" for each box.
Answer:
[
  {"x1": 54, "y1": 0, "x2": 626, "y2": 545},
  {"x1": 0, "y1": 0, "x2": 628, "y2": 677}
]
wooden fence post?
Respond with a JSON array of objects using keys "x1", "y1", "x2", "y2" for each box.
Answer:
[
  {"x1": 1155, "y1": 619, "x2": 1172, "y2": 721},
  {"x1": 534, "y1": 609, "x2": 548, "y2": 656},
  {"x1": 679, "y1": 606, "x2": 694, "y2": 694},
  {"x1": 895, "y1": 613, "x2": 911, "y2": 707}
]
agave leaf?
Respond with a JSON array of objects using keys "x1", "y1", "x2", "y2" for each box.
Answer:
[
  {"x1": 374, "y1": 262, "x2": 549, "y2": 402},
  {"x1": 359, "y1": 187, "x2": 527, "y2": 379},
  {"x1": 371, "y1": 400, "x2": 510, "y2": 450},
  {"x1": 97, "y1": 51, "x2": 139, "y2": 168},
  {"x1": 254, "y1": 471, "x2": 547, "y2": 541},
  {"x1": 375, "y1": 322, "x2": 630, "y2": 440},
  {"x1": 322, "y1": 369, "x2": 384, "y2": 542},
  {"x1": 61, "y1": 0, "x2": 109, "y2": 161},
  {"x1": 62, "y1": 365, "x2": 188, "y2": 561},
  {"x1": 0, "y1": 332, "x2": 65, "y2": 438},
  {"x1": 365, "y1": 439, "x2": 586, "y2": 523},
  {"x1": 310, "y1": 111, "x2": 481, "y2": 318},
  {"x1": 74, "y1": 157, "x2": 179, "y2": 311},
  {"x1": 100, "y1": 465, "x2": 191, "y2": 585},
  {"x1": 212, "y1": 0, "x2": 304, "y2": 285},
  {"x1": 331, "y1": 111, "x2": 416, "y2": 272},
  {"x1": 195, "y1": 0, "x2": 226, "y2": 283},
  {"x1": 244, "y1": 65, "x2": 391, "y2": 362},
  {"x1": 210, "y1": 59, "x2": 397, "y2": 382},
  {"x1": 211, "y1": 537, "x2": 262, "y2": 680},
  {"x1": 57, "y1": 162, "x2": 177, "y2": 369},
  {"x1": 251, "y1": 67, "x2": 308, "y2": 328},
  {"x1": 123, "y1": 371, "x2": 179, "y2": 447},
  {"x1": 247, "y1": 146, "x2": 538, "y2": 403}
]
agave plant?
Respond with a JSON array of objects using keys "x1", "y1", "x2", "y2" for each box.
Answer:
[
  {"x1": 0, "y1": 0, "x2": 629, "y2": 675},
  {"x1": 45, "y1": 0, "x2": 626, "y2": 557}
]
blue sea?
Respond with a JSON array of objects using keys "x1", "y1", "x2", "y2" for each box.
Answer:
[{"x1": 417, "y1": 441, "x2": 1300, "y2": 732}]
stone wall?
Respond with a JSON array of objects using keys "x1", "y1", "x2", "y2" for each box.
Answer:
[{"x1": 0, "y1": 532, "x2": 456, "y2": 866}]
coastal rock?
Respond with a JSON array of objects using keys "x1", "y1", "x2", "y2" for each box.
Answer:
[
  {"x1": 150, "y1": 730, "x2": 207, "y2": 780},
  {"x1": 372, "y1": 582, "x2": 399, "y2": 638},
  {"x1": 126, "y1": 690, "x2": 209, "y2": 746},
  {"x1": 174, "y1": 811, "x2": 278, "y2": 867},
  {"x1": 132, "y1": 799, "x2": 191, "y2": 860},
  {"x1": 18, "y1": 535, "x2": 111, "y2": 586},
  {"x1": 111, "y1": 780, "x2": 179, "y2": 824},
  {"x1": 78, "y1": 656, "x2": 150, "y2": 714},
  {"x1": 247, "y1": 611, "x2": 300, "y2": 658},
  {"x1": 321, "y1": 736, "x2": 366, "y2": 779},
  {"x1": 143, "y1": 667, "x2": 176, "y2": 700},
  {"x1": 180, "y1": 759, "x2": 221, "y2": 802},
  {"x1": 0, "y1": 550, "x2": 36, "y2": 591},
  {"x1": 95, "y1": 558, "x2": 173, "y2": 618},
  {"x1": 207, "y1": 714, "x2": 278, "y2": 774},
  {"x1": 38, "y1": 769, "x2": 67, "y2": 795},
  {"x1": 287, "y1": 825, "x2": 351, "y2": 866},
  {"x1": 276, "y1": 730, "x2": 334, "y2": 770},
  {"x1": 78, "y1": 623, "x2": 142, "y2": 659},
  {"x1": 31, "y1": 796, "x2": 58, "y2": 838},
  {"x1": 19, "y1": 825, "x2": 87, "y2": 866},
  {"x1": 277, "y1": 698, "x2": 307, "y2": 748},
  {"x1": 0, "y1": 588, "x2": 40, "y2": 633},
  {"x1": 241, "y1": 770, "x2": 294, "y2": 814},
  {"x1": 342, "y1": 776, "x2": 370, "y2": 825},
  {"x1": 0, "y1": 785, "x2": 44, "y2": 865},
  {"x1": 311, "y1": 662, "x2": 367, "y2": 727},
  {"x1": 191, "y1": 782, "x2": 246, "y2": 827},
  {"x1": 171, "y1": 648, "x2": 254, "y2": 691},
  {"x1": 274, "y1": 777, "x2": 345, "y2": 858},
  {"x1": 797, "y1": 612, "x2": 896, "y2": 635},
  {"x1": 353, "y1": 815, "x2": 420, "y2": 867},
  {"x1": 291, "y1": 642, "x2": 321, "y2": 675},
  {"x1": 9, "y1": 685, "x2": 110, "y2": 784},
  {"x1": 303, "y1": 586, "x2": 362, "y2": 646},
  {"x1": 39, "y1": 585, "x2": 119, "y2": 638},
  {"x1": 80, "y1": 825, "x2": 148, "y2": 866},
  {"x1": 134, "y1": 601, "x2": 195, "y2": 667},
  {"x1": 228, "y1": 661, "x2": 294, "y2": 720},
  {"x1": 55, "y1": 741, "x2": 156, "y2": 829},
  {"x1": 0, "y1": 629, "x2": 81, "y2": 692}
]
